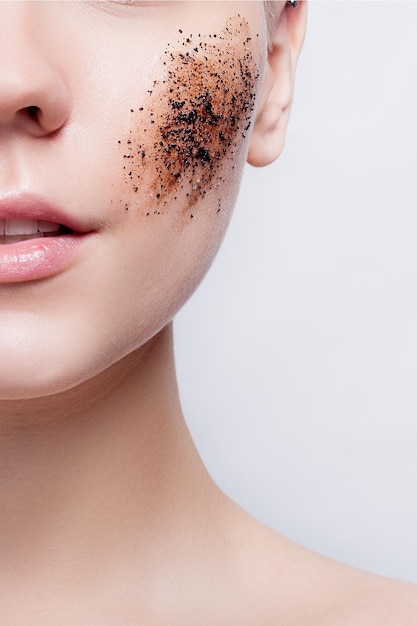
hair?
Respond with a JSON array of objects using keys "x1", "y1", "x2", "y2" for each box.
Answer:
[{"x1": 264, "y1": 1, "x2": 283, "y2": 48}]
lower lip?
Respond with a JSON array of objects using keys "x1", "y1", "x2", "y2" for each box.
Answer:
[{"x1": 0, "y1": 233, "x2": 93, "y2": 283}]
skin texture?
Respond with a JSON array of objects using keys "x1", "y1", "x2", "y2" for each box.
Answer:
[
  {"x1": 0, "y1": 2, "x2": 416, "y2": 624},
  {"x1": 0, "y1": 2, "x2": 264, "y2": 399}
]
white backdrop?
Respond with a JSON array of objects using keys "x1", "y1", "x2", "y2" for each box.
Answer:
[{"x1": 175, "y1": 1, "x2": 417, "y2": 584}]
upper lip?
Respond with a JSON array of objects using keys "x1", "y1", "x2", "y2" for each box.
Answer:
[{"x1": 0, "y1": 193, "x2": 95, "y2": 233}]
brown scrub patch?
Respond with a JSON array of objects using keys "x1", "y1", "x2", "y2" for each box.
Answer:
[{"x1": 121, "y1": 16, "x2": 260, "y2": 220}]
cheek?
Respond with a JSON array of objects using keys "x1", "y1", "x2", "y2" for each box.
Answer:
[{"x1": 119, "y1": 15, "x2": 261, "y2": 224}]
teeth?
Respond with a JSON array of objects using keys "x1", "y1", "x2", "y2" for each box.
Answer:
[
  {"x1": 5, "y1": 219, "x2": 39, "y2": 235},
  {"x1": 38, "y1": 220, "x2": 59, "y2": 233},
  {"x1": 0, "y1": 219, "x2": 60, "y2": 236},
  {"x1": 0, "y1": 234, "x2": 41, "y2": 244}
]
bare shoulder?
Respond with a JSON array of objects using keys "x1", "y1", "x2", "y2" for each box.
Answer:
[
  {"x1": 339, "y1": 574, "x2": 417, "y2": 625},
  {"x1": 230, "y1": 509, "x2": 417, "y2": 626}
]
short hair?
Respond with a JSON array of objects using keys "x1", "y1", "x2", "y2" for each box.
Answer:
[{"x1": 264, "y1": 1, "x2": 282, "y2": 48}]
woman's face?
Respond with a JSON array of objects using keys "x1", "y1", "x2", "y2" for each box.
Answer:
[{"x1": 0, "y1": 1, "x2": 268, "y2": 398}]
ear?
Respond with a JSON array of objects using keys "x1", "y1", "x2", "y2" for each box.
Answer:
[{"x1": 247, "y1": 1, "x2": 307, "y2": 167}]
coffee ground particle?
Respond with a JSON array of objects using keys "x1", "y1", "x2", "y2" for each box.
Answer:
[{"x1": 122, "y1": 16, "x2": 259, "y2": 219}]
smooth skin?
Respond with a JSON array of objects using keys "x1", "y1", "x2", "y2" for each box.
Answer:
[{"x1": 0, "y1": 2, "x2": 416, "y2": 624}]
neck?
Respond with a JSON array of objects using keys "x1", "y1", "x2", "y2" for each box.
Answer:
[{"x1": 0, "y1": 324, "x2": 219, "y2": 586}]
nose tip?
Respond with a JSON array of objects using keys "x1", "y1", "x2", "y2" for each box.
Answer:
[
  {"x1": 0, "y1": 8, "x2": 71, "y2": 138},
  {"x1": 0, "y1": 69, "x2": 71, "y2": 138}
]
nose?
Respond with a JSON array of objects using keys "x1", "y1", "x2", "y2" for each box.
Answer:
[{"x1": 0, "y1": 2, "x2": 71, "y2": 137}]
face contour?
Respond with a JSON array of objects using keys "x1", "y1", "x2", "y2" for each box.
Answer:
[{"x1": 0, "y1": 1, "x2": 268, "y2": 398}]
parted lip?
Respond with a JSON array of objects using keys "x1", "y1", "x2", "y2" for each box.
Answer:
[{"x1": 0, "y1": 193, "x2": 96, "y2": 234}]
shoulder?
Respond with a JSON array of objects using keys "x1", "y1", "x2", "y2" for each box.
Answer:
[
  {"x1": 230, "y1": 510, "x2": 417, "y2": 626},
  {"x1": 326, "y1": 571, "x2": 417, "y2": 626}
]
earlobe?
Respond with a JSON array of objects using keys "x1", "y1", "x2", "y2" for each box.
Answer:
[{"x1": 247, "y1": 1, "x2": 307, "y2": 168}]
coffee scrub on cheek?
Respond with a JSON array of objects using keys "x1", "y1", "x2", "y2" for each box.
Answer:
[{"x1": 120, "y1": 15, "x2": 261, "y2": 224}]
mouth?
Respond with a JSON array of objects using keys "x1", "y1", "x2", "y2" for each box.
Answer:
[{"x1": 0, "y1": 195, "x2": 96, "y2": 283}]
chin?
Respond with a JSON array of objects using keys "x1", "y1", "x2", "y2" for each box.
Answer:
[
  {"x1": 0, "y1": 353, "x2": 88, "y2": 401},
  {"x1": 0, "y1": 314, "x2": 99, "y2": 401},
  {"x1": 0, "y1": 311, "x2": 156, "y2": 402}
]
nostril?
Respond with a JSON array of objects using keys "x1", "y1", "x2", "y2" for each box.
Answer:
[{"x1": 26, "y1": 105, "x2": 40, "y2": 119}]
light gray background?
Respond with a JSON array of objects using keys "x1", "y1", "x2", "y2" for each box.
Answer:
[{"x1": 175, "y1": 1, "x2": 417, "y2": 584}]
